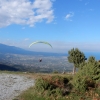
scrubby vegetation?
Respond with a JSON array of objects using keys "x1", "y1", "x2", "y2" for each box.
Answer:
[
  {"x1": 16, "y1": 72, "x2": 100, "y2": 100},
  {"x1": 15, "y1": 48, "x2": 100, "y2": 100}
]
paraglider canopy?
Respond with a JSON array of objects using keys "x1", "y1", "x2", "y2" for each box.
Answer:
[{"x1": 29, "y1": 41, "x2": 52, "y2": 48}]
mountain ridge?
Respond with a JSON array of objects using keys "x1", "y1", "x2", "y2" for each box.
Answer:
[
  {"x1": 0, "y1": 43, "x2": 67, "y2": 56},
  {"x1": 0, "y1": 43, "x2": 99, "y2": 60}
]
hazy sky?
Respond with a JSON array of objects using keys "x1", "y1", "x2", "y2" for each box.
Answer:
[{"x1": 0, "y1": 0, "x2": 100, "y2": 53}]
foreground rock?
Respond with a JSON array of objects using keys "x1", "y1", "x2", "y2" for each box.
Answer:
[{"x1": 0, "y1": 73, "x2": 34, "y2": 100}]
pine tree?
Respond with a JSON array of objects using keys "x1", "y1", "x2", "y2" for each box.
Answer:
[{"x1": 68, "y1": 48, "x2": 86, "y2": 74}]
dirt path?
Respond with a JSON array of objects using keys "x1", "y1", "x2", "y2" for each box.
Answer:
[{"x1": 0, "y1": 73, "x2": 34, "y2": 100}]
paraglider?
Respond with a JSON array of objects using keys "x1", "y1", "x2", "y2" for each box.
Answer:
[
  {"x1": 29, "y1": 41, "x2": 52, "y2": 48},
  {"x1": 29, "y1": 41, "x2": 52, "y2": 62},
  {"x1": 39, "y1": 58, "x2": 42, "y2": 62}
]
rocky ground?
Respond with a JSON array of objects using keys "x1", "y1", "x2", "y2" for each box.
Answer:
[{"x1": 0, "y1": 73, "x2": 35, "y2": 100}]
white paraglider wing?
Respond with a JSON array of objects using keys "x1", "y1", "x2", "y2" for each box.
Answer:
[{"x1": 29, "y1": 41, "x2": 52, "y2": 48}]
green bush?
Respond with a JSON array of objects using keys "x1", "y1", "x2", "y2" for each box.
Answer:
[
  {"x1": 72, "y1": 75, "x2": 87, "y2": 92},
  {"x1": 72, "y1": 56, "x2": 100, "y2": 92},
  {"x1": 78, "y1": 59, "x2": 100, "y2": 81},
  {"x1": 35, "y1": 78, "x2": 51, "y2": 91},
  {"x1": 34, "y1": 75, "x2": 73, "y2": 98},
  {"x1": 53, "y1": 71, "x2": 59, "y2": 74}
]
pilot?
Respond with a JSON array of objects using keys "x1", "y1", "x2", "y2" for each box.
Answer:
[{"x1": 39, "y1": 59, "x2": 42, "y2": 62}]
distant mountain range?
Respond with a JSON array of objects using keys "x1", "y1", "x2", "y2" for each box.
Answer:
[
  {"x1": 0, "y1": 43, "x2": 67, "y2": 56},
  {"x1": 0, "y1": 43, "x2": 100, "y2": 60}
]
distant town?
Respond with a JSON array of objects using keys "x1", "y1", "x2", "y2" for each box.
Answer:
[{"x1": 0, "y1": 53, "x2": 73, "y2": 73}]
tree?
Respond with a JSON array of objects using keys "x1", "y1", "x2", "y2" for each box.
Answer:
[
  {"x1": 68, "y1": 48, "x2": 86, "y2": 74},
  {"x1": 88, "y1": 56, "x2": 96, "y2": 64}
]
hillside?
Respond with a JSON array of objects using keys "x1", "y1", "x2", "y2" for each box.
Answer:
[{"x1": 0, "y1": 43, "x2": 67, "y2": 56}]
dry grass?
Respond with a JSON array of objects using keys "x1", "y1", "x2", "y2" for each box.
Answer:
[{"x1": 0, "y1": 70, "x2": 73, "y2": 79}]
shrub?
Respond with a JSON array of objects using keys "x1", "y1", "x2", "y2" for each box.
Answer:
[
  {"x1": 53, "y1": 71, "x2": 59, "y2": 74},
  {"x1": 72, "y1": 56, "x2": 100, "y2": 93},
  {"x1": 35, "y1": 78, "x2": 50, "y2": 91},
  {"x1": 34, "y1": 75, "x2": 73, "y2": 98},
  {"x1": 72, "y1": 75, "x2": 87, "y2": 92}
]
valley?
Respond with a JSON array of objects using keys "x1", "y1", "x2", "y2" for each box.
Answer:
[{"x1": 0, "y1": 53, "x2": 74, "y2": 73}]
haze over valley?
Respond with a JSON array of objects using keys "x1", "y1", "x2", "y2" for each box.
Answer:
[{"x1": 0, "y1": 43, "x2": 73, "y2": 73}]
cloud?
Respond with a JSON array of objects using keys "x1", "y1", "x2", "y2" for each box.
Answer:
[
  {"x1": 65, "y1": 12, "x2": 74, "y2": 21},
  {"x1": 0, "y1": 0, "x2": 54, "y2": 28}
]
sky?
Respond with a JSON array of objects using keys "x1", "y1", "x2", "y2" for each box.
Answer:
[{"x1": 0, "y1": 0, "x2": 100, "y2": 53}]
